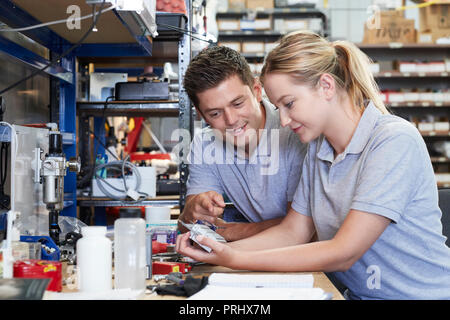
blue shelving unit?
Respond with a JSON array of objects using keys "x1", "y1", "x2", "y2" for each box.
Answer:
[
  {"x1": 0, "y1": 0, "x2": 77, "y2": 217},
  {"x1": 0, "y1": 0, "x2": 193, "y2": 222}
]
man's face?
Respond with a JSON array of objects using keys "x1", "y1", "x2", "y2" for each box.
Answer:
[{"x1": 196, "y1": 74, "x2": 265, "y2": 150}]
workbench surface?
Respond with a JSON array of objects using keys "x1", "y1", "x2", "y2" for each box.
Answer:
[{"x1": 144, "y1": 264, "x2": 345, "y2": 300}]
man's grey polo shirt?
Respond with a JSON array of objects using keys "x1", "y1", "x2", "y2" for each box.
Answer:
[{"x1": 186, "y1": 99, "x2": 307, "y2": 222}]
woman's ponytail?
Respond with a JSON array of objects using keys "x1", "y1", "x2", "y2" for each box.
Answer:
[
  {"x1": 261, "y1": 30, "x2": 389, "y2": 115},
  {"x1": 333, "y1": 40, "x2": 389, "y2": 114}
]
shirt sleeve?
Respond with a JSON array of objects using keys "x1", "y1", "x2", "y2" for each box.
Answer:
[
  {"x1": 291, "y1": 144, "x2": 312, "y2": 217},
  {"x1": 186, "y1": 133, "x2": 224, "y2": 197},
  {"x1": 286, "y1": 133, "x2": 308, "y2": 202},
  {"x1": 350, "y1": 133, "x2": 423, "y2": 223}
]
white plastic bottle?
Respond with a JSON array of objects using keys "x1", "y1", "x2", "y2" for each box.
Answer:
[
  {"x1": 114, "y1": 208, "x2": 146, "y2": 291},
  {"x1": 76, "y1": 226, "x2": 112, "y2": 293}
]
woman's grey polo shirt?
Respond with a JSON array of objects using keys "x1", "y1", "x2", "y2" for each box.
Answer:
[
  {"x1": 292, "y1": 101, "x2": 450, "y2": 300},
  {"x1": 186, "y1": 99, "x2": 307, "y2": 223}
]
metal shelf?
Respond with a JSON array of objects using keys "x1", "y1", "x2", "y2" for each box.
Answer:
[
  {"x1": 431, "y1": 157, "x2": 450, "y2": 163},
  {"x1": 357, "y1": 43, "x2": 450, "y2": 49},
  {"x1": 217, "y1": 7, "x2": 325, "y2": 16},
  {"x1": 216, "y1": 6, "x2": 329, "y2": 38},
  {"x1": 388, "y1": 102, "x2": 450, "y2": 108},
  {"x1": 76, "y1": 100, "x2": 179, "y2": 117},
  {"x1": 77, "y1": 196, "x2": 180, "y2": 208},
  {"x1": 219, "y1": 30, "x2": 283, "y2": 37},
  {"x1": 420, "y1": 131, "x2": 450, "y2": 137},
  {"x1": 374, "y1": 71, "x2": 449, "y2": 78}
]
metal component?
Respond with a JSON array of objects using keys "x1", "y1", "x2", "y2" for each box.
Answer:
[
  {"x1": 77, "y1": 198, "x2": 179, "y2": 207},
  {"x1": 0, "y1": 36, "x2": 73, "y2": 83},
  {"x1": 42, "y1": 157, "x2": 66, "y2": 209},
  {"x1": 153, "y1": 274, "x2": 167, "y2": 282},
  {"x1": 112, "y1": 0, "x2": 157, "y2": 55},
  {"x1": 67, "y1": 157, "x2": 81, "y2": 173},
  {"x1": 146, "y1": 231, "x2": 153, "y2": 280},
  {"x1": 39, "y1": 129, "x2": 80, "y2": 244},
  {"x1": 77, "y1": 101, "x2": 179, "y2": 117},
  {"x1": 177, "y1": 0, "x2": 193, "y2": 212},
  {"x1": 32, "y1": 148, "x2": 43, "y2": 183},
  {"x1": 167, "y1": 272, "x2": 184, "y2": 285},
  {"x1": 152, "y1": 252, "x2": 180, "y2": 262},
  {"x1": 48, "y1": 209, "x2": 60, "y2": 245},
  {"x1": 89, "y1": 72, "x2": 128, "y2": 102}
]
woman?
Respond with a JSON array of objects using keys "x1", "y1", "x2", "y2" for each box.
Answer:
[{"x1": 176, "y1": 31, "x2": 450, "y2": 300}]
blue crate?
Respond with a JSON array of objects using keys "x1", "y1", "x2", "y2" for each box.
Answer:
[{"x1": 20, "y1": 235, "x2": 60, "y2": 261}]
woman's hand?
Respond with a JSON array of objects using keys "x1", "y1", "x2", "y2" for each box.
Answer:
[{"x1": 176, "y1": 231, "x2": 239, "y2": 268}]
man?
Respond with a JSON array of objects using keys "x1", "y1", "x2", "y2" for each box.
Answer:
[{"x1": 178, "y1": 45, "x2": 307, "y2": 241}]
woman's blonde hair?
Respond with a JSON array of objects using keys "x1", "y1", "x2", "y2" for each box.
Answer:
[{"x1": 260, "y1": 30, "x2": 389, "y2": 115}]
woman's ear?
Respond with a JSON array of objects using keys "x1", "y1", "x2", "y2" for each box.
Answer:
[{"x1": 318, "y1": 73, "x2": 335, "y2": 100}]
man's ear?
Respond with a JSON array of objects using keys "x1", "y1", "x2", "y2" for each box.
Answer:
[{"x1": 252, "y1": 78, "x2": 263, "y2": 103}]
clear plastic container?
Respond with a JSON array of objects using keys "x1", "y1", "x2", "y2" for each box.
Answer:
[
  {"x1": 114, "y1": 208, "x2": 146, "y2": 291},
  {"x1": 76, "y1": 226, "x2": 112, "y2": 293}
]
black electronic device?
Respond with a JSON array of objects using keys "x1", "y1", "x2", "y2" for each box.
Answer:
[
  {"x1": 157, "y1": 179, "x2": 180, "y2": 195},
  {"x1": 114, "y1": 80, "x2": 170, "y2": 101}
]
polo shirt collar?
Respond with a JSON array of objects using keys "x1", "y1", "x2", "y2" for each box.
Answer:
[
  {"x1": 346, "y1": 101, "x2": 381, "y2": 154},
  {"x1": 317, "y1": 101, "x2": 381, "y2": 162}
]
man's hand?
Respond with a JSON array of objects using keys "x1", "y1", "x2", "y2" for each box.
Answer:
[{"x1": 179, "y1": 191, "x2": 226, "y2": 228}]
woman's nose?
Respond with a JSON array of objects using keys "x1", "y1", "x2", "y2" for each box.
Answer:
[{"x1": 279, "y1": 109, "x2": 291, "y2": 128}]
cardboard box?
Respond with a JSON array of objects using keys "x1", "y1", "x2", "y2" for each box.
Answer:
[
  {"x1": 428, "y1": 62, "x2": 446, "y2": 73},
  {"x1": 433, "y1": 92, "x2": 445, "y2": 101},
  {"x1": 445, "y1": 91, "x2": 450, "y2": 102},
  {"x1": 218, "y1": 42, "x2": 242, "y2": 52},
  {"x1": 274, "y1": 18, "x2": 309, "y2": 32},
  {"x1": 254, "y1": 18, "x2": 272, "y2": 30},
  {"x1": 436, "y1": 173, "x2": 450, "y2": 184},
  {"x1": 242, "y1": 42, "x2": 265, "y2": 53},
  {"x1": 417, "y1": 29, "x2": 450, "y2": 44},
  {"x1": 399, "y1": 61, "x2": 417, "y2": 73},
  {"x1": 240, "y1": 18, "x2": 272, "y2": 30},
  {"x1": 420, "y1": 92, "x2": 435, "y2": 101},
  {"x1": 370, "y1": 62, "x2": 380, "y2": 74},
  {"x1": 363, "y1": 11, "x2": 416, "y2": 44},
  {"x1": 264, "y1": 42, "x2": 278, "y2": 53},
  {"x1": 217, "y1": 19, "x2": 240, "y2": 31},
  {"x1": 248, "y1": 63, "x2": 263, "y2": 74},
  {"x1": 388, "y1": 92, "x2": 405, "y2": 103},
  {"x1": 418, "y1": 2, "x2": 450, "y2": 32},
  {"x1": 246, "y1": 0, "x2": 274, "y2": 9},
  {"x1": 404, "y1": 92, "x2": 420, "y2": 102},
  {"x1": 228, "y1": 0, "x2": 246, "y2": 10},
  {"x1": 379, "y1": 60, "x2": 394, "y2": 71},
  {"x1": 418, "y1": 122, "x2": 434, "y2": 132}
]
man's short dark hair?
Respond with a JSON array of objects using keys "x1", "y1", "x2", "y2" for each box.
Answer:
[{"x1": 183, "y1": 45, "x2": 255, "y2": 108}]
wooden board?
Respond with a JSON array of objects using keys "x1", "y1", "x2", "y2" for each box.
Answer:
[{"x1": 12, "y1": 0, "x2": 136, "y2": 43}]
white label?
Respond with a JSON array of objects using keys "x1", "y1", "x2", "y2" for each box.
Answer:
[{"x1": 156, "y1": 234, "x2": 167, "y2": 243}]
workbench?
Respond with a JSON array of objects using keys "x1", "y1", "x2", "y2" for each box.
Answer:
[
  {"x1": 61, "y1": 262, "x2": 344, "y2": 300},
  {"x1": 144, "y1": 264, "x2": 345, "y2": 300}
]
